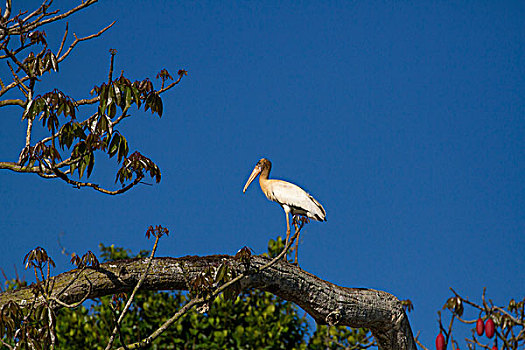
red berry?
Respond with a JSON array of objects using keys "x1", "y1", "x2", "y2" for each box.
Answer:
[
  {"x1": 492, "y1": 346, "x2": 497, "y2": 350},
  {"x1": 485, "y1": 318, "x2": 495, "y2": 338},
  {"x1": 436, "y1": 332, "x2": 446, "y2": 350},
  {"x1": 476, "y1": 318, "x2": 484, "y2": 336}
]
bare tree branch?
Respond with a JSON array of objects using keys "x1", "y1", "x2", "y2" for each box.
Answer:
[
  {"x1": 1, "y1": 0, "x2": 12, "y2": 22},
  {"x1": 56, "y1": 22, "x2": 68, "y2": 57},
  {"x1": 57, "y1": 20, "x2": 115, "y2": 63},
  {"x1": 51, "y1": 169, "x2": 145, "y2": 195},
  {"x1": 0, "y1": 161, "x2": 145, "y2": 195},
  {"x1": 5, "y1": 61, "x2": 30, "y2": 96},
  {"x1": 0, "y1": 254, "x2": 417, "y2": 350},
  {"x1": 105, "y1": 234, "x2": 162, "y2": 350},
  {"x1": 0, "y1": 75, "x2": 30, "y2": 97},
  {"x1": 121, "y1": 228, "x2": 301, "y2": 349},
  {"x1": 0, "y1": 98, "x2": 24, "y2": 107},
  {"x1": 8, "y1": 0, "x2": 98, "y2": 35}
]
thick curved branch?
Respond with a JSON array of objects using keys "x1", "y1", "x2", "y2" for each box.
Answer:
[{"x1": 0, "y1": 255, "x2": 416, "y2": 350}]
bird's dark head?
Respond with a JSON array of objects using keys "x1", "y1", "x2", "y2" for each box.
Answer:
[
  {"x1": 256, "y1": 158, "x2": 272, "y2": 171},
  {"x1": 243, "y1": 158, "x2": 272, "y2": 193}
]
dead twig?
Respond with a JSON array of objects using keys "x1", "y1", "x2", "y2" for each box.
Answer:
[
  {"x1": 58, "y1": 21, "x2": 115, "y2": 63},
  {"x1": 105, "y1": 233, "x2": 163, "y2": 350}
]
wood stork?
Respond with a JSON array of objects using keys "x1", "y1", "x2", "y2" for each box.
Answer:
[{"x1": 242, "y1": 158, "x2": 326, "y2": 264}]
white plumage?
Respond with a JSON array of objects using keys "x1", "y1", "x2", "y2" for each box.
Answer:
[{"x1": 242, "y1": 158, "x2": 326, "y2": 264}]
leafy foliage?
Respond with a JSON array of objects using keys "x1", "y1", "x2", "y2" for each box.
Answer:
[
  {"x1": 54, "y1": 241, "x2": 309, "y2": 349},
  {"x1": 436, "y1": 290, "x2": 525, "y2": 350},
  {"x1": 0, "y1": 239, "x2": 369, "y2": 349},
  {"x1": 1, "y1": 1, "x2": 186, "y2": 194}
]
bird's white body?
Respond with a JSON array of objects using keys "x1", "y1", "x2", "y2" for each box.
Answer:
[
  {"x1": 262, "y1": 179, "x2": 326, "y2": 222},
  {"x1": 242, "y1": 158, "x2": 326, "y2": 264}
]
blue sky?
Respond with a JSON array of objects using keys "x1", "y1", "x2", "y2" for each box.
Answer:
[{"x1": 1, "y1": 1, "x2": 524, "y2": 347}]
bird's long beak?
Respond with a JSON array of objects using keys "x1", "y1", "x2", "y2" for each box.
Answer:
[{"x1": 243, "y1": 165, "x2": 261, "y2": 193}]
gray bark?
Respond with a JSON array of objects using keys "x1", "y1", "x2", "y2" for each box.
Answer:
[{"x1": 0, "y1": 254, "x2": 416, "y2": 350}]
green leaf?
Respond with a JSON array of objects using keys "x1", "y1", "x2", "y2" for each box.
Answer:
[
  {"x1": 78, "y1": 157, "x2": 87, "y2": 179},
  {"x1": 108, "y1": 133, "x2": 120, "y2": 158},
  {"x1": 50, "y1": 52, "x2": 58, "y2": 72},
  {"x1": 96, "y1": 114, "x2": 108, "y2": 134},
  {"x1": 99, "y1": 85, "x2": 108, "y2": 113},
  {"x1": 215, "y1": 264, "x2": 228, "y2": 283},
  {"x1": 86, "y1": 152, "x2": 95, "y2": 177},
  {"x1": 58, "y1": 123, "x2": 72, "y2": 149},
  {"x1": 123, "y1": 86, "x2": 132, "y2": 112},
  {"x1": 72, "y1": 122, "x2": 86, "y2": 140},
  {"x1": 157, "y1": 94, "x2": 163, "y2": 117},
  {"x1": 108, "y1": 102, "x2": 117, "y2": 120},
  {"x1": 107, "y1": 83, "x2": 115, "y2": 107},
  {"x1": 57, "y1": 101, "x2": 65, "y2": 118},
  {"x1": 131, "y1": 85, "x2": 141, "y2": 107},
  {"x1": 113, "y1": 83, "x2": 121, "y2": 107},
  {"x1": 118, "y1": 136, "x2": 128, "y2": 163}
]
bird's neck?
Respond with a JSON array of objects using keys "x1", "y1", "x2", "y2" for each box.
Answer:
[
  {"x1": 258, "y1": 167, "x2": 270, "y2": 188},
  {"x1": 258, "y1": 168, "x2": 272, "y2": 199},
  {"x1": 259, "y1": 167, "x2": 270, "y2": 181}
]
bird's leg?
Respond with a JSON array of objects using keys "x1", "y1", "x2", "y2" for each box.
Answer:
[
  {"x1": 283, "y1": 212, "x2": 291, "y2": 261},
  {"x1": 293, "y1": 218, "x2": 301, "y2": 265}
]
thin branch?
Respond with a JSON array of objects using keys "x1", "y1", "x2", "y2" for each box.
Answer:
[
  {"x1": 465, "y1": 337, "x2": 492, "y2": 350},
  {"x1": 1, "y1": 0, "x2": 12, "y2": 22},
  {"x1": 21, "y1": 0, "x2": 53, "y2": 24},
  {"x1": 108, "y1": 49, "x2": 116, "y2": 83},
  {"x1": 123, "y1": 296, "x2": 202, "y2": 350},
  {"x1": 157, "y1": 72, "x2": 184, "y2": 94},
  {"x1": 0, "y1": 75, "x2": 30, "y2": 97},
  {"x1": 56, "y1": 22, "x2": 68, "y2": 57},
  {"x1": 450, "y1": 288, "x2": 483, "y2": 310},
  {"x1": 55, "y1": 268, "x2": 87, "y2": 299},
  {"x1": 414, "y1": 331, "x2": 429, "y2": 350},
  {"x1": 493, "y1": 306, "x2": 525, "y2": 327},
  {"x1": 75, "y1": 96, "x2": 99, "y2": 105},
  {"x1": 24, "y1": 116, "x2": 33, "y2": 147},
  {"x1": 109, "y1": 304, "x2": 129, "y2": 350},
  {"x1": 0, "y1": 98, "x2": 25, "y2": 107},
  {"x1": 51, "y1": 277, "x2": 92, "y2": 309},
  {"x1": 57, "y1": 20, "x2": 115, "y2": 63},
  {"x1": 105, "y1": 234, "x2": 162, "y2": 350},
  {"x1": 0, "y1": 339, "x2": 13, "y2": 350},
  {"x1": 0, "y1": 161, "x2": 145, "y2": 195},
  {"x1": 47, "y1": 307, "x2": 56, "y2": 350},
  {"x1": 0, "y1": 161, "x2": 42, "y2": 173},
  {"x1": 53, "y1": 168, "x2": 145, "y2": 195},
  {"x1": 0, "y1": 41, "x2": 36, "y2": 58},
  {"x1": 120, "y1": 228, "x2": 302, "y2": 350},
  {"x1": 6, "y1": 61, "x2": 30, "y2": 97},
  {"x1": 111, "y1": 112, "x2": 129, "y2": 127},
  {"x1": 444, "y1": 313, "x2": 455, "y2": 348},
  {"x1": 8, "y1": 0, "x2": 98, "y2": 35},
  {"x1": 3, "y1": 46, "x2": 32, "y2": 78}
]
